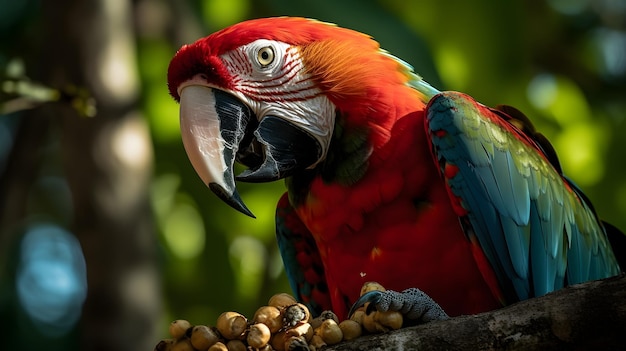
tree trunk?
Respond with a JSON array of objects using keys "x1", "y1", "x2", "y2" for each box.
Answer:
[
  {"x1": 38, "y1": 0, "x2": 162, "y2": 350},
  {"x1": 327, "y1": 274, "x2": 626, "y2": 350}
]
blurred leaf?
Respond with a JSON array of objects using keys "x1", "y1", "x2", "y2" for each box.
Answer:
[
  {"x1": 202, "y1": 0, "x2": 251, "y2": 29},
  {"x1": 163, "y1": 199, "x2": 206, "y2": 260},
  {"x1": 263, "y1": 0, "x2": 442, "y2": 87},
  {"x1": 555, "y1": 122, "x2": 607, "y2": 186},
  {"x1": 140, "y1": 40, "x2": 181, "y2": 142}
]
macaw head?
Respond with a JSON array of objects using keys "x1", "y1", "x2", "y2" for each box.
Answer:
[{"x1": 167, "y1": 17, "x2": 430, "y2": 216}]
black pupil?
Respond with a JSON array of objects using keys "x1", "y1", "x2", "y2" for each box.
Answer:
[{"x1": 261, "y1": 50, "x2": 270, "y2": 60}]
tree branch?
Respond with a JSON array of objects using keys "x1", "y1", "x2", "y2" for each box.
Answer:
[{"x1": 327, "y1": 274, "x2": 626, "y2": 350}]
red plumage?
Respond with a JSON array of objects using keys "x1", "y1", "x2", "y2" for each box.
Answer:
[
  {"x1": 168, "y1": 17, "x2": 504, "y2": 319},
  {"x1": 168, "y1": 17, "x2": 621, "y2": 321},
  {"x1": 295, "y1": 105, "x2": 504, "y2": 318}
]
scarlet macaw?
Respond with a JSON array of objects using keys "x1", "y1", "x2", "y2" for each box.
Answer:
[{"x1": 167, "y1": 17, "x2": 623, "y2": 321}]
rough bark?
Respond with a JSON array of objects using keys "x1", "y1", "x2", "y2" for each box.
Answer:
[{"x1": 327, "y1": 274, "x2": 626, "y2": 351}]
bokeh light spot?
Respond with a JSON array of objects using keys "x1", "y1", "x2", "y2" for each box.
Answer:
[
  {"x1": 16, "y1": 224, "x2": 87, "y2": 337},
  {"x1": 434, "y1": 45, "x2": 470, "y2": 90},
  {"x1": 593, "y1": 28, "x2": 626, "y2": 79},
  {"x1": 528, "y1": 74, "x2": 590, "y2": 125},
  {"x1": 547, "y1": 0, "x2": 589, "y2": 15},
  {"x1": 554, "y1": 123, "x2": 605, "y2": 186},
  {"x1": 201, "y1": 0, "x2": 250, "y2": 29},
  {"x1": 229, "y1": 236, "x2": 266, "y2": 300},
  {"x1": 527, "y1": 73, "x2": 557, "y2": 110},
  {"x1": 163, "y1": 200, "x2": 206, "y2": 260}
]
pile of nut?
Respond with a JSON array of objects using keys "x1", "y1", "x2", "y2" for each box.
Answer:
[{"x1": 154, "y1": 282, "x2": 403, "y2": 351}]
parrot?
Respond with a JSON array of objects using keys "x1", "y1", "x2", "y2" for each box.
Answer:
[{"x1": 167, "y1": 17, "x2": 624, "y2": 322}]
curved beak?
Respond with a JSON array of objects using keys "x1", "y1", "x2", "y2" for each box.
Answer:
[
  {"x1": 179, "y1": 85, "x2": 255, "y2": 217},
  {"x1": 179, "y1": 85, "x2": 323, "y2": 217}
]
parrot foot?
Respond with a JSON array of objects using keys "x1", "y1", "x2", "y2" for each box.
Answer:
[{"x1": 348, "y1": 288, "x2": 449, "y2": 323}]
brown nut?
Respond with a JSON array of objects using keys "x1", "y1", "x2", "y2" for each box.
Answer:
[
  {"x1": 216, "y1": 311, "x2": 247, "y2": 340},
  {"x1": 190, "y1": 325, "x2": 219, "y2": 350},
  {"x1": 338, "y1": 319, "x2": 362, "y2": 341},
  {"x1": 309, "y1": 334, "x2": 326, "y2": 351},
  {"x1": 361, "y1": 311, "x2": 378, "y2": 333},
  {"x1": 268, "y1": 293, "x2": 298, "y2": 309},
  {"x1": 283, "y1": 303, "x2": 310, "y2": 327},
  {"x1": 349, "y1": 310, "x2": 365, "y2": 325},
  {"x1": 319, "y1": 310, "x2": 339, "y2": 323},
  {"x1": 154, "y1": 339, "x2": 175, "y2": 351},
  {"x1": 360, "y1": 282, "x2": 386, "y2": 296},
  {"x1": 253, "y1": 305, "x2": 283, "y2": 333},
  {"x1": 376, "y1": 310, "x2": 403, "y2": 330},
  {"x1": 285, "y1": 322, "x2": 313, "y2": 342},
  {"x1": 168, "y1": 319, "x2": 192, "y2": 339},
  {"x1": 317, "y1": 319, "x2": 343, "y2": 345},
  {"x1": 225, "y1": 339, "x2": 246, "y2": 351},
  {"x1": 208, "y1": 341, "x2": 228, "y2": 351},
  {"x1": 270, "y1": 330, "x2": 287, "y2": 351},
  {"x1": 362, "y1": 310, "x2": 403, "y2": 333},
  {"x1": 247, "y1": 323, "x2": 272, "y2": 349},
  {"x1": 284, "y1": 335, "x2": 308, "y2": 351},
  {"x1": 171, "y1": 339, "x2": 194, "y2": 351},
  {"x1": 310, "y1": 310, "x2": 338, "y2": 329}
]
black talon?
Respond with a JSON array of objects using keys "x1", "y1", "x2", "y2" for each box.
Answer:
[{"x1": 348, "y1": 290, "x2": 382, "y2": 318}]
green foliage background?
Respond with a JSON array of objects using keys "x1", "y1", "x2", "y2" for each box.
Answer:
[{"x1": 2, "y1": 0, "x2": 626, "y2": 349}]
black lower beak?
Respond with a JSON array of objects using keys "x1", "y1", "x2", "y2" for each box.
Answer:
[{"x1": 236, "y1": 116, "x2": 322, "y2": 182}]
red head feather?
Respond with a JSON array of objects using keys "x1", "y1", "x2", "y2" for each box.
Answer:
[
  {"x1": 167, "y1": 17, "x2": 369, "y2": 100},
  {"x1": 169, "y1": 18, "x2": 417, "y2": 101},
  {"x1": 167, "y1": 17, "x2": 427, "y2": 147}
]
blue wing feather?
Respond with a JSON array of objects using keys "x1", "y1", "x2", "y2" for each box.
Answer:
[
  {"x1": 424, "y1": 91, "x2": 621, "y2": 303},
  {"x1": 275, "y1": 193, "x2": 330, "y2": 316}
]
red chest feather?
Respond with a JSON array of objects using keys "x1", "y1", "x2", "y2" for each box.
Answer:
[{"x1": 295, "y1": 109, "x2": 502, "y2": 318}]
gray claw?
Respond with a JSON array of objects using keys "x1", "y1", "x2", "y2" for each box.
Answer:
[{"x1": 349, "y1": 288, "x2": 449, "y2": 323}]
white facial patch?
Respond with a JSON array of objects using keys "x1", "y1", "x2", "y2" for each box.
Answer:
[{"x1": 220, "y1": 40, "x2": 336, "y2": 166}]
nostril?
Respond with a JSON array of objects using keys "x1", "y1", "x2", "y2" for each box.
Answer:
[{"x1": 199, "y1": 73, "x2": 208, "y2": 80}]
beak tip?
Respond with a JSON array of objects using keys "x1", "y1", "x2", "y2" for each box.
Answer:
[{"x1": 208, "y1": 182, "x2": 256, "y2": 218}]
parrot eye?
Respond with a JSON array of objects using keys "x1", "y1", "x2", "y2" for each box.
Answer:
[{"x1": 256, "y1": 46, "x2": 275, "y2": 67}]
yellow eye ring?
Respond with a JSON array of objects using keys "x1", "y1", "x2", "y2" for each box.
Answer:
[{"x1": 257, "y1": 46, "x2": 275, "y2": 67}]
